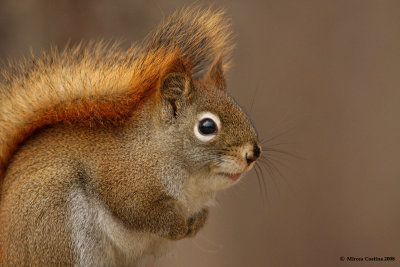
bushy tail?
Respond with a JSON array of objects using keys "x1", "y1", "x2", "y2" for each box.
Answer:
[{"x1": 145, "y1": 7, "x2": 233, "y2": 78}]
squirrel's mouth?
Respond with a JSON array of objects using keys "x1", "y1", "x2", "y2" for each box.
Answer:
[{"x1": 218, "y1": 172, "x2": 242, "y2": 181}]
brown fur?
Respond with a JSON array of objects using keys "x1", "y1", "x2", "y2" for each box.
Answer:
[{"x1": 0, "y1": 7, "x2": 259, "y2": 266}]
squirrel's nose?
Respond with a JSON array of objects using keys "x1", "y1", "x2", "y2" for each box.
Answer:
[{"x1": 246, "y1": 143, "x2": 261, "y2": 165}]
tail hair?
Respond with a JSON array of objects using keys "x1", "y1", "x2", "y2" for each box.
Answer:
[{"x1": 146, "y1": 7, "x2": 233, "y2": 78}]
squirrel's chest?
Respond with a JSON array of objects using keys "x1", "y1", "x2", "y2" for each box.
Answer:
[
  {"x1": 68, "y1": 187, "x2": 172, "y2": 266},
  {"x1": 178, "y1": 173, "x2": 219, "y2": 213}
]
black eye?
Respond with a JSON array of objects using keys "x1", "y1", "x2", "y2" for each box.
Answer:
[{"x1": 198, "y1": 118, "x2": 218, "y2": 135}]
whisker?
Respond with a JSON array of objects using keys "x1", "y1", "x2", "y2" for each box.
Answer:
[
  {"x1": 261, "y1": 142, "x2": 292, "y2": 148},
  {"x1": 260, "y1": 157, "x2": 284, "y2": 181},
  {"x1": 261, "y1": 155, "x2": 295, "y2": 193},
  {"x1": 260, "y1": 122, "x2": 299, "y2": 146},
  {"x1": 248, "y1": 83, "x2": 261, "y2": 117},
  {"x1": 259, "y1": 163, "x2": 270, "y2": 201},
  {"x1": 253, "y1": 162, "x2": 264, "y2": 199},
  {"x1": 262, "y1": 155, "x2": 291, "y2": 172},
  {"x1": 255, "y1": 162, "x2": 269, "y2": 204},
  {"x1": 260, "y1": 157, "x2": 281, "y2": 196},
  {"x1": 261, "y1": 147, "x2": 304, "y2": 160}
]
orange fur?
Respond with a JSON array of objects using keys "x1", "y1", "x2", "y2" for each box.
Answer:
[{"x1": 0, "y1": 7, "x2": 232, "y2": 178}]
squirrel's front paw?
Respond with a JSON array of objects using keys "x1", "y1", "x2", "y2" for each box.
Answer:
[
  {"x1": 186, "y1": 208, "x2": 209, "y2": 237},
  {"x1": 162, "y1": 201, "x2": 189, "y2": 240}
]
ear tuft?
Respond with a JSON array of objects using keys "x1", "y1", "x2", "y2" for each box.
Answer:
[{"x1": 206, "y1": 56, "x2": 226, "y2": 90}]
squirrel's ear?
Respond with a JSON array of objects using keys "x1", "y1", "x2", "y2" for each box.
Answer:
[
  {"x1": 159, "y1": 72, "x2": 193, "y2": 119},
  {"x1": 159, "y1": 55, "x2": 193, "y2": 101},
  {"x1": 160, "y1": 72, "x2": 193, "y2": 102},
  {"x1": 205, "y1": 56, "x2": 226, "y2": 90}
]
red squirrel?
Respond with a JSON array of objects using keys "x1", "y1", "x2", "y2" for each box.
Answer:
[{"x1": 0, "y1": 7, "x2": 261, "y2": 266}]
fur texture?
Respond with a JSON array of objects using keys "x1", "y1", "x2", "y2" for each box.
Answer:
[{"x1": 0, "y1": 7, "x2": 260, "y2": 266}]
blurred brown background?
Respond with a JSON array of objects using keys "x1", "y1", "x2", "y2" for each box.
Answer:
[{"x1": 1, "y1": 0, "x2": 400, "y2": 266}]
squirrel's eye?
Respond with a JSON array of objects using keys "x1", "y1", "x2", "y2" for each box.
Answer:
[
  {"x1": 194, "y1": 112, "x2": 221, "y2": 142},
  {"x1": 199, "y1": 119, "x2": 217, "y2": 135}
]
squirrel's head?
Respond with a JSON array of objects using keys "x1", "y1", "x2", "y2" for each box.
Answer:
[{"x1": 151, "y1": 55, "x2": 261, "y2": 191}]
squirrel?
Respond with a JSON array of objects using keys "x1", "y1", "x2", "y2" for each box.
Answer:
[{"x1": 0, "y1": 7, "x2": 261, "y2": 266}]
